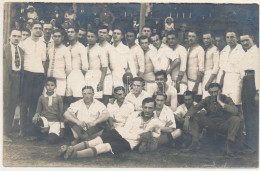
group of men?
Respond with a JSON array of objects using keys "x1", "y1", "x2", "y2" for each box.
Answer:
[{"x1": 3, "y1": 17, "x2": 259, "y2": 158}]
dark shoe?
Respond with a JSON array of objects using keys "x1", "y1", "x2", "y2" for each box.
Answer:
[
  {"x1": 64, "y1": 146, "x2": 77, "y2": 160},
  {"x1": 181, "y1": 141, "x2": 200, "y2": 152},
  {"x1": 57, "y1": 145, "x2": 68, "y2": 158}
]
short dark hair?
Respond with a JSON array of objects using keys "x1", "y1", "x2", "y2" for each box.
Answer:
[
  {"x1": 82, "y1": 86, "x2": 94, "y2": 93},
  {"x1": 152, "y1": 91, "x2": 167, "y2": 100},
  {"x1": 31, "y1": 20, "x2": 42, "y2": 28},
  {"x1": 53, "y1": 28, "x2": 65, "y2": 36},
  {"x1": 138, "y1": 35, "x2": 149, "y2": 44},
  {"x1": 98, "y1": 25, "x2": 109, "y2": 32},
  {"x1": 132, "y1": 77, "x2": 144, "y2": 87},
  {"x1": 188, "y1": 29, "x2": 198, "y2": 36},
  {"x1": 155, "y1": 70, "x2": 167, "y2": 80},
  {"x1": 183, "y1": 91, "x2": 194, "y2": 99},
  {"x1": 226, "y1": 29, "x2": 238, "y2": 37},
  {"x1": 150, "y1": 33, "x2": 161, "y2": 40},
  {"x1": 126, "y1": 28, "x2": 137, "y2": 37},
  {"x1": 67, "y1": 25, "x2": 79, "y2": 33},
  {"x1": 79, "y1": 27, "x2": 87, "y2": 32},
  {"x1": 21, "y1": 28, "x2": 31, "y2": 35},
  {"x1": 87, "y1": 29, "x2": 98, "y2": 36},
  {"x1": 113, "y1": 86, "x2": 125, "y2": 94},
  {"x1": 240, "y1": 31, "x2": 254, "y2": 38},
  {"x1": 202, "y1": 31, "x2": 213, "y2": 37},
  {"x1": 113, "y1": 26, "x2": 124, "y2": 35},
  {"x1": 142, "y1": 24, "x2": 152, "y2": 31},
  {"x1": 208, "y1": 83, "x2": 222, "y2": 90},
  {"x1": 142, "y1": 97, "x2": 156, "y2": 107},
  {"x1": 167, "y1": 30, "x2": 178, "y2": 38},
  {"x1": 46, "y1": 77, "x2": 57, "y2": 85}
]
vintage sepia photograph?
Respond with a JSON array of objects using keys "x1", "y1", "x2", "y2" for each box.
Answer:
[{"x1": 1, "y1": 0, "x2": 259, "y2": 168}]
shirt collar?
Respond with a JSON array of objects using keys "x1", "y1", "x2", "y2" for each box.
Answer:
[{"x1": 44, "y1": 92, "x2": 56, "y2": 97}]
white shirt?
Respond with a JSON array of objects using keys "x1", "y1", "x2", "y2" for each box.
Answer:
[
  {"x1": 99, "y1": 42, "x2": 117, "y2": 74},
  {"x1": 143, "y1": 48, "x2": 160, "y2": 82},
  {"x1": 155, "y1": 43, "x2": 173, "y2": 71},
  {"x1": 87, "y1": 43, "x2": 108, "y2": 70},
  {"x1": 47, "y1": 44, "x2": 72, "y2": 79},
  {"x1": 129, "y1": 44, "x2": 145, "y2": 74},
  {"x1": 107, "y1": 100, "x2": 135, "y2": 128},
  {"x1": 10, "y1": 43, "x2": 21, "y2": 71},
  {"x1": 113, "y1": 42, "x2": 137, "y2": 77},
  {"x1": 240, "y1": 45, "x2": 259, "y2": 90},
  {"x1": 170, "y1": 44, "x2": 188, "y2": 81},
  {"x1": 187, "y1": 45, "x2": 205, "y2": 81},
  {"x1": 116, "y1": 111, "x2": 161, "y2": 149},
  {"x1": 124, "y1": 90, "x2": 150, "y2": 111},
  {"x1": 149, "y1": 84, "x2": 178, "y2": 112},
  {"x1": 68, "y1": 42, "x2": 88, "y2": 71},
  {"x1": 174, "y1": 102, "x2": 198, "y2": 118},
  {"x1": 155, "y1": 105, "x2": 176, "y2": 129},
  {"x1": 69, "y1": 99, "x2": 107, "y2": 123},
  {"x1": 19, "y1": 37, "x2": 46, "y2": 73},
  {"x1": 205, "y1": 45, "x2": 219, "y2": 75}
]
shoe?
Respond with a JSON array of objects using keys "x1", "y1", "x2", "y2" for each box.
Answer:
[
  {"x1": 57, "y1": 145, "x2": 68, "y2": 158},
  {"x1": 3, "y1": 135, "x2": 12, "y2": 142},
  {"x1": 181, "y1": 141, "x2": 200, "y2": 152},
  {"x1": 64, "y1": 146, "x2": 76, "y2": 160}
]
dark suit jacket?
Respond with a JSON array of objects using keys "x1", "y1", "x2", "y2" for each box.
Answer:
[{"x1": 3, "y1": 43, "x2": 25, "y2": 97}]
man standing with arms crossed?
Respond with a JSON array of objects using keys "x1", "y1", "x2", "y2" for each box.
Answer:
[{"x1": 19, "y1": 20, "x2": 46, "y2": 138}]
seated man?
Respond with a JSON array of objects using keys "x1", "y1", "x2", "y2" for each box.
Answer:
[
  {"x1": 124, "y1": 77, "x2": 150, "y2": 111},
  {"x1": 150, "y1": 70, "x2": 178, "y2": 111},
  {"x1": 57, "y1": 97, "x2": 161, "y2": 160},
  {"x1": 64, "y1": 86, "x2": 110, "y2": 145},
  {"x1": 152, "y1": 91, "x2": 182, "y2": 147},
  {"x1": 174, "y1": 91, "x2": 206, "y2": 129},
  {"x1": 183, "y1": 83, "x2": 242, "y2": 155},
  {"x1": 107, "y1": 86, "x2": 135, "y2": 129},
  {"x1": 32, "y1": 77, "x2": 64, "y2": 144}
]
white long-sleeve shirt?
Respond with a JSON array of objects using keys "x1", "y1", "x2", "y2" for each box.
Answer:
[
  {"x1": 129, "y1": 44, "x2": 145, "y2": 74},
  {"x1": 116, "y1": 111, "x2": 161, "y2": 149},
  {"x1": 155, "y1": 43, "x2": 173, "y2": 71}
]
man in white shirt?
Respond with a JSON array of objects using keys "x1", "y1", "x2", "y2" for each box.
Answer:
[
  {"x1": 166, "y1": 31, "x2": 188, "y2": 104},
  {"x1": 139, "y1": 36, "x2": 159, "y2": 94},
  {"x1": 107, "y1": 86, "x2": 135, "y2": 128},
  {"x1": 152, "y1": 92, "x2": 182, "y2": 147},
  {"x1": 98, "y1": 25, "x2": 116, "y2": 105},
  {"x1": 125, "y1": 29, "x2": 145, "y2": 78},
  {"x1": 150, "y1": 70, "x2": 178, "y2": 112},
  {"x1": 64, "y1": 86, "x2": 110, "y2": 145},
  {"x1": 85, "y1": 29, "x2": 107, "y2": 99},
  {"x1": 150, "y1": 33, "x2": 173, "y2": 72},
  {"x1": 240, "y1": 32, "x2": 259, "y2": 146},
  {"x1": 58, "y1": 97, "x2": 161, "y2": 160},
  {"x1": 112, "y1": 27, "x2": 137, "y2": 87},
  {"x1": 186, "y1": 30, "x2": 205, "y2": 102},
  {"x1": 65, "y1": 26, "x2": 88, "y2": 104},
  {"x1": 47, "y1": 29, "x2": 72, "y2": 97},
  {"x1": 217, "y1": 30, "x2": 245, "y2": 107},
  {"x1": 78, "y1": 28, "x2": 87, "y2": 47},
  {"x1": 202, "y1": 32, "x2": 220, "y2": 99},
  {"x1": 125, "y1": 77, "x2": 150, "y2": 111},
  {"x1": 19, "y1": 20, "x2": 47, "y2": 137}
]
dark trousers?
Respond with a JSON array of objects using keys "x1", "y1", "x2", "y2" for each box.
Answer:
[
  {"x1": 189, "y1": 114, "x2": 242, "y2": 142},
  {"x1": 20, "y1": 71, "x2": 45, "y2": 135},
  {"x1": 241, "y1": 74, "x2": 258, "y2": 145},
  {"x1": 3, "y1": 72, "x2": 21, "y2": 135}
]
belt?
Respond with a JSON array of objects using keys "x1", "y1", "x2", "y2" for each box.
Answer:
[{"x1": 245, "y1": 70, "x2": 255, "y2": 76}]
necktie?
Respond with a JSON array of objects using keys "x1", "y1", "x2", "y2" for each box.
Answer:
[{"x1": 15, "y1": 46, "x2": 20, "y2": 68}]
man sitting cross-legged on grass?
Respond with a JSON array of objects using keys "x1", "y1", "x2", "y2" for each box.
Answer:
[
  {"x1": 31, "y1": 77, "x2": 64, "y2": 144},
  {"x1": 63, "y1": 86, "x2": 110, "y2": 145},
  {"x1": 152, "y1": 91, "x2": 182, "y2": 149},
  {"x1": 57, "y1": 97, "x2": 161, "y2": 160}
]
